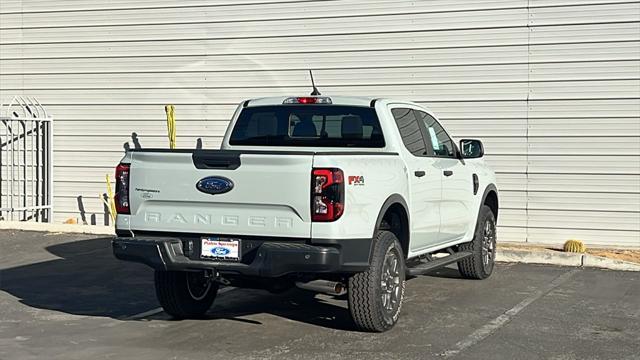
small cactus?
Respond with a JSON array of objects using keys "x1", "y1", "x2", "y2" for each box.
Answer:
[{"x1": 563, "y1": 239, "x2": 586, "y2": 253}]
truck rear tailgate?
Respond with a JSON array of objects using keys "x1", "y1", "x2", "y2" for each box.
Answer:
[{"x1": 127, "y1": 150, "x2": 313, "y2": 238}]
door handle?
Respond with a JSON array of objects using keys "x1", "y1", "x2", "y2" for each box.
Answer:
[
  {"x1": 443, "y1": 170, "x2": 454, "y2": 177},
  {"x1": 414, "y1": 171, "x2": 426, "y2": 177}
]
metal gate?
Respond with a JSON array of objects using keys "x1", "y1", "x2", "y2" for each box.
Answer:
[{"x1": 0, "y1": 97, "x2": 53, "y2": 222}]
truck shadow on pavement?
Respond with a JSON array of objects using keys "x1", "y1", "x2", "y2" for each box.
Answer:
[
  {"x1": 202, "y1": 287, "x2": 356, "y2": 331},
  {"x1": 0, "y1": 237, "x2": 157, "y2": 319},
  {"x1": 3, "y1": 237, "x2": 441, "y2": 331}
]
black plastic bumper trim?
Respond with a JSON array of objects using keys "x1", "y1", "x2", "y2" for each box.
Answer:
[{"x1": 113, "y1": 235, "x2": 371, "y2": 277}]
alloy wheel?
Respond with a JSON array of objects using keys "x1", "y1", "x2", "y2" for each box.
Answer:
[
  {"x1": 380, "y1": 248, "x2": 402, "y2": 317},
  {"x1": 481, "y1": 219, "x2": 496, "y2": 273}
]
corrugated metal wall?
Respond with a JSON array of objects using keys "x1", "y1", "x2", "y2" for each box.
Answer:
[{"x1": 1, "y1": 0, "x2": 639, "y2": 246}]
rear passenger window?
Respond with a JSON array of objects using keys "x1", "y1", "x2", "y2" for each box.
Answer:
[
  {"x1": 244, "y1": 112, "x2": 278, "y2": 138},
  {"x1": 415, "y1": 111, "x2": 455, "y2": 158},
  {"x1": 391, "y1": 108, "x2": 428, "y2": 157}
]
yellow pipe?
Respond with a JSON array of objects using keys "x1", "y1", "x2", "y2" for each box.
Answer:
[
  {"x1": 99, "y1": 194, "x2": 113, "y2": 222},
  {"x1": 165, "y1": 104, "x2": 176, "y2": 149},
  {"x1": 105, "y1": 174, "x2": 117, "y2": 222}
]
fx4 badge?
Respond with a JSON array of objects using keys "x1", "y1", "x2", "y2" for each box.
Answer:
[{"x1": 348, "y1": 175, "x2": 365, "y2": 186}]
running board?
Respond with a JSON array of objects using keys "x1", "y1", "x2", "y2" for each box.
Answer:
[{"x1": 406, "y1": 251, "x2": 472, "y2": 276}]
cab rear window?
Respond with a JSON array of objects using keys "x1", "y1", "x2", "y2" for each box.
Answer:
[{"x1": 229, "y1": 105, "x2": 385, "y2": 147}]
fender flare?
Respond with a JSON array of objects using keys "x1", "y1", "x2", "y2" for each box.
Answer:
[
  {"x1": 374, "y1": 194, "x2": 410, "y2": 257},
  {"x1": 374, "y1": 194, "x2": 410, "y2": 232}
]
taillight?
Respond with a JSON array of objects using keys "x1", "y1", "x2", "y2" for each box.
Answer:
[
  {"x1": 114, "y1": 163, "x2": 130, "y2": 214},
  {"x1": 311, "y1": 168, "x2": 344, "y2": 222}
]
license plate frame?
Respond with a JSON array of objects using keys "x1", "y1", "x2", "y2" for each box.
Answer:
[{"x1": 200, "y1": 237, "x2": 241, "y2": 261}]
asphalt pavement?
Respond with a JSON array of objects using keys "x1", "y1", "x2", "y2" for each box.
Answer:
[{"x1": 0, "y1": 230, "x2": 638, "y2": 360}]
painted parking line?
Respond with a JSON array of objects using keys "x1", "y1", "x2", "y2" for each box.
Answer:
[
  {"x1": 441, "y1": 269, "x2": 579, "y2": 357},
  {"x1": 122, "y1": 286, "x2": 236, "y2": 320},
  {"x1": 123, "y1": 307, "x2": 164, "y2": 320}
]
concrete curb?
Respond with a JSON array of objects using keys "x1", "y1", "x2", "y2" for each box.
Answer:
[
  {"x1": 581, "y1": 254, "x2": 640, "y2": 272},
  {"x1": 496, "y1": 248, "x2": 583, "y2": 266},
  {"x1": 497, "y1": 248, "x2": 640, "y2": 272},
  {"x1": 0, "y1": 221, "x2": 115, "y2": 235}
]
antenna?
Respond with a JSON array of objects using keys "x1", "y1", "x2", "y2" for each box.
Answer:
[{"x1": 309, "y1": 70, "x2": 321, "y2": 96}]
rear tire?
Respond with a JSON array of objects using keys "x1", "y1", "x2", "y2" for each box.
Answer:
[
  {"x1": 348, "y1": 230, "x2": 406, "y2": 332},
  {"x1": 458, "y1": 205, "x2": 497, "y2": 280},
  {"x1": 154, "y1": 270, "x2": 219, "y2": 319}
]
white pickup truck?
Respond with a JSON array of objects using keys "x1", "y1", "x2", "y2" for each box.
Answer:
[{"x1": 112, "y1": 95, "x2": 499, "y2": 332}]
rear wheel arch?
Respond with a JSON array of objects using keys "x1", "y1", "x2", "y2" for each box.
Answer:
[{"x1": 375, "y1": 195, "x2": 410, "y2": 258}]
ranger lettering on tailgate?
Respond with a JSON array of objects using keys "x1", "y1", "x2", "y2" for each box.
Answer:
[{"x1": 144, "y1": 212, "x2": 293, "y2": 229}]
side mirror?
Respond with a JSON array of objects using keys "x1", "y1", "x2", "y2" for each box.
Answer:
[{"x1": 459, "y1": 139, "x2": 484, "y2": 159}]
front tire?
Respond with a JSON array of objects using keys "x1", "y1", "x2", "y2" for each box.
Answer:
[
  {"x1": 154, "y1": 270, "x2": 219, "y2": 319},
  {"x1": 457, "y1": 205, "x2": 497, "y2": 279},
  {"x1": 348, "y1": 230, "x2": 406, "y2": 332}
]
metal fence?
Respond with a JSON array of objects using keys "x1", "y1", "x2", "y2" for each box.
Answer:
[{"x1": 0, "y1": 97, "x2": 53, "y2": 222}]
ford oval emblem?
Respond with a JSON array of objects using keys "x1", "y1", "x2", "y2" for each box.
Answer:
[
  {"x1": 196, "y1": 176, "x2": 234, "y2": 195},
  {"x1": 211, "y1": 247, "x2": 231, "y2": 256}
]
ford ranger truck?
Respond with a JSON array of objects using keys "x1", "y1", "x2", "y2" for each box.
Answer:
[{"x1": 112, "y1": 95, "x2": 499, "y2": 332}]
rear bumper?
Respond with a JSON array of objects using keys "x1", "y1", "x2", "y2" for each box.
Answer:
[{"x1": 112, "y1": 234, "x2": 371, "y2": 277}]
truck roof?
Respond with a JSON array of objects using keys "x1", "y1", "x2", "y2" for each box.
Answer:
[{"x1": 245, "y1": 95, "x2": 380, "y2": 108}]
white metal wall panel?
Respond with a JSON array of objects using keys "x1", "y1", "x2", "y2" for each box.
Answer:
[
  {"x1": 1, "y1": 65, "x2": 533, "y2": 87},
  {"x1": 525, "y1": 0, "x2": 640, "y2": 246},
  {"x1": 1, "y1": 0, "x2": 526, "y2": 15},
  {"x1": 1, "y1": 0, "x2": 638, "y2": 246}
]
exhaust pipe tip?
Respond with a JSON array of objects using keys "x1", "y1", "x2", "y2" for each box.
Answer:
[
  {"x1": 334, "y1": 282, "x2": 344, "y2": 294},
  {"x1": 295, "y1": 280, "x2": 346, "y2": 295}
]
